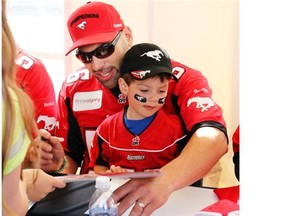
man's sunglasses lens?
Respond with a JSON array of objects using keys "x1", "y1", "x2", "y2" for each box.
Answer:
[
  {"x1": 95, "y1": 44, "x2": 115, "y2": 59},
  {"x1": 76, "y1": 31, "x2": 121, "y2": 63},
  {"x1": 76, "y1": 53, "x2": 91, "y2": 63}
]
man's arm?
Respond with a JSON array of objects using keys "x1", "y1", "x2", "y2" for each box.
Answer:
[
  {"x1": 113, "y1": 127, "x2": 228, "y2": 216},
  {"x1": 61, "y1": 154, "x2": 79, "y2": 174},
  {"x1": 159, "y1": 127, "x2": 227, "y2": 190}
]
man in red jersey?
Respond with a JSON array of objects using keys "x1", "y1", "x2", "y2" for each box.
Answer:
[
  {"x1": 40, "y1": 2, "x2": 228, "y2": 215},
  {"x1": 15, "y1": 46, "x2": 58, "y2": 134}
]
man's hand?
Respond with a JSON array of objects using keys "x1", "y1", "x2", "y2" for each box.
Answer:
[
  {"x1": 113, "y1": 127, "x2": 228, "y2": 216},
  {"x1": 27, "y1": 129, "x2": 65, "y2": 173},
  {"x1": 113, "y1": 177, "x2": 172, "y2": 216}
]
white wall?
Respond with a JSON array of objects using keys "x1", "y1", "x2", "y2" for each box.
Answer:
[{"x1": 65, "y1": 0, "x2": 239, "y2": 187}]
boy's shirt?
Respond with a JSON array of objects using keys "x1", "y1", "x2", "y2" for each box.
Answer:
[{"x1": 90, "y1": 108, "x2": 186, "y2": 171}]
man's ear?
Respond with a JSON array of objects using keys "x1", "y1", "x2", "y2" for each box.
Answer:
[
  {"x1": 118, "y1": 78, "x2": 128, "y2": 94},
  {"x1": 122, "y1": 26, "x2": 133, "y2": 48}
]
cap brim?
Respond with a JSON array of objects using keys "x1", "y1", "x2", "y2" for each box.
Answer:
[
  {"x1": 132, "y1": 66, "x2": 178, "y2": 82},
  {"x1": 156, "y1": 71, "x2": 178, "y2": 81},
  {"x1": 65, "y1": 31, "x2": 118, "y2": 56}
]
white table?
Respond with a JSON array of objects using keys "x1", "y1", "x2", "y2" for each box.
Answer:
[
  {"x1": 110, "y1": 179, "x2": 218, "y2": 216},
  {"x1": 28, "y1": 178, "x2": 218, "y2": 216}
]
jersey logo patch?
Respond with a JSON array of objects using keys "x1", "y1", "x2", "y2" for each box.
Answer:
[
  {"x1": 73, "y1": 90, "x2": 103, "y2": 111},
  {"x1": 118, "y1": 93, "x2": 127, "y2": 104},
  {"x1": 37, "y1": 115, "x2": 59, "y2": 131},
  {"x1": 132, "y1": 136, "x2": 140, "y2": 146},
  {"x1": 127, "y1": 155, "x2": 145, "y2": 161},
  {"x1": 187, "y1": 97, "x2": 215, "y2": 112}
]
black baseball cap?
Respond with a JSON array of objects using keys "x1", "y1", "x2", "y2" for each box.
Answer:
[{"x1": 120, "y1": 43, "x2": 178, "y2": 81}]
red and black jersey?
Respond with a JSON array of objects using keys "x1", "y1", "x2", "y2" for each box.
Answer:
[
  {"x1": 90, "y1": 108, "x2": 186, "y2": 172},
  {"x1": 56, "y1": 68, "x2": 128, "y2": 173},
  {"x1": 164, "y1": 60, "x2": 225, "y2": 133},
  {"x1": 15, "y1": 47, "x2": 58, "y2": 134},
  {"x1": 56, "y1": 60, "x2": 227, "y2": 174}
]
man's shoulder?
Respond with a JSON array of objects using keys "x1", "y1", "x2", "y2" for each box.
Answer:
[
  {"x1": 171, "y1": 59, "x2": 205, "y2": 81},
  {"x1": 64, "y1": 68, "x2": 102, "y2": 88},
  {"x1": 17, "y1": 47, "x2": 36, "y2": 61},
  {"x1": 16, "y1": 48, "x2": 45, "y2": 71},
  {"x1": 59, "y1": 68, "x2": 108, "y2": 98}
]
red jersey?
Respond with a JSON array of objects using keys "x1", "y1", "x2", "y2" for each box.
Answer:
[
  {"x1": 15, "y1": 47, "x2": 58, "y2": 134},
  {"x1": 90, "y1": 108, "x2": 186, "y2": 172},
  {"x1": 56, "y1": 60, "x2": 227, "y2": 174}
]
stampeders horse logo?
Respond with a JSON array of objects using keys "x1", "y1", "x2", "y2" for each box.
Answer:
[
  {"x1": 140, "y1": 50, "x2": 163, "y2": 61},
  {"x1": 187, "y1": 97, "x2": 215, "y2": 112},
  {"x1": 131, "y1": 70, "x2": 151, "y2": 79},
  {"x1": 36, "y1": 115, "x2": 59, "y2": 131},
  {"x1": 77, "y1": 21, "x2": 87, "y2": 29}
]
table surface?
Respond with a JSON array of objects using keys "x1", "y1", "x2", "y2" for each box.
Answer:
[
  {"x1": 27, "y1": 179, "x2": 218, "y2": 216},
  {"x1": 110, "y1": 179, "x2": 218, "y2": 216}
]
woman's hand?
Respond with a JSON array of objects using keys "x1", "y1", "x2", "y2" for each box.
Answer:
[{"x1": 23, "y1": 169, "x2": 66, "y2": 202}]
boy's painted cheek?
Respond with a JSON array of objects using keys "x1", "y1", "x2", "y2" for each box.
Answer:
[
  {"x1": 134, "y1": 94, "x2": 147, "y2": 103},
  {"x1": 134, "y1": 94, "x2": 166, "y2": 104},
  {"x1": 158, "y1": 97, "x2": 166, "y2": 104}
]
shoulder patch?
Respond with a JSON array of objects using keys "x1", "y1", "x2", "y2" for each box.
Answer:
[
  {"x1": 66, "y1": 68, "x2": 90, "y2": 84},
  {"x1": 187, "y1": 97, "x2": 215, "y2": 112}
]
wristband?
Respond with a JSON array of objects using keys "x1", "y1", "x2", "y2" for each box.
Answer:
[{"x1": 52, "y1": 156, "x2": 67, "y2": 174}]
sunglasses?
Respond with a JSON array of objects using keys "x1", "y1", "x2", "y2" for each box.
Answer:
[{"x1": 76, "y1": 31, "x2": 122, "y2": 63}]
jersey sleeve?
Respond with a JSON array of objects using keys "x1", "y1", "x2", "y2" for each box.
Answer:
[
  {"x1": 55, "y1": 68, "x2": 93, "y2": 168},
  {"x1": 169, "y1": 60, "x2": 227, "y2": 138},
  {"x1": 56, "y1": 77, "x2": 86, "y2": 166},
  {"x1": 15, "y1": 49, "x2": 58, "y2": 134}
]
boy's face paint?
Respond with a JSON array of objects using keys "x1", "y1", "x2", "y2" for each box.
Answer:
[
  {"x1": 158, "y1": 97, "x2": 166, "y2": 104},
  {"x1": 134, "y1": 94, "x2": 166, "y2": 104},
  {"x1": 134, "y1": 94, "x2": 147, "y2": 103}
]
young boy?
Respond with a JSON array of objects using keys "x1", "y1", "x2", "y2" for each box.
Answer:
[{"x1": 89, "y1": 43, "x2": 187, "y2": 173}]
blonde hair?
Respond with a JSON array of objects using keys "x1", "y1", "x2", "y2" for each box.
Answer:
[{"x1": 2, "y1": 0, "x2": 38, "y2": 213}]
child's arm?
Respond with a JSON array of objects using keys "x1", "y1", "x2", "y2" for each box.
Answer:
[
  {"x1": 93, "y1": 165, "x2": 109, "y2": 173},
  {"x1": 106, "y1": 165, "x2": 127, "y2": 173}
]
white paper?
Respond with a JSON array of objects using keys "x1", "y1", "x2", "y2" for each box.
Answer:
[{"x1": 55, "y1": 170, "x2": 162, "y2": 183}]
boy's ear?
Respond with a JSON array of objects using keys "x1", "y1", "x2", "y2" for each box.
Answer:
[{"x1": 118, "y1": 78, "x2": 128, "y2": 94}]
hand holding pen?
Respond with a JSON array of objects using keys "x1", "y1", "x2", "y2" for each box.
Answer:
[{"x1": 27, "y1": 129, "x2": 66, "y2": 173}]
